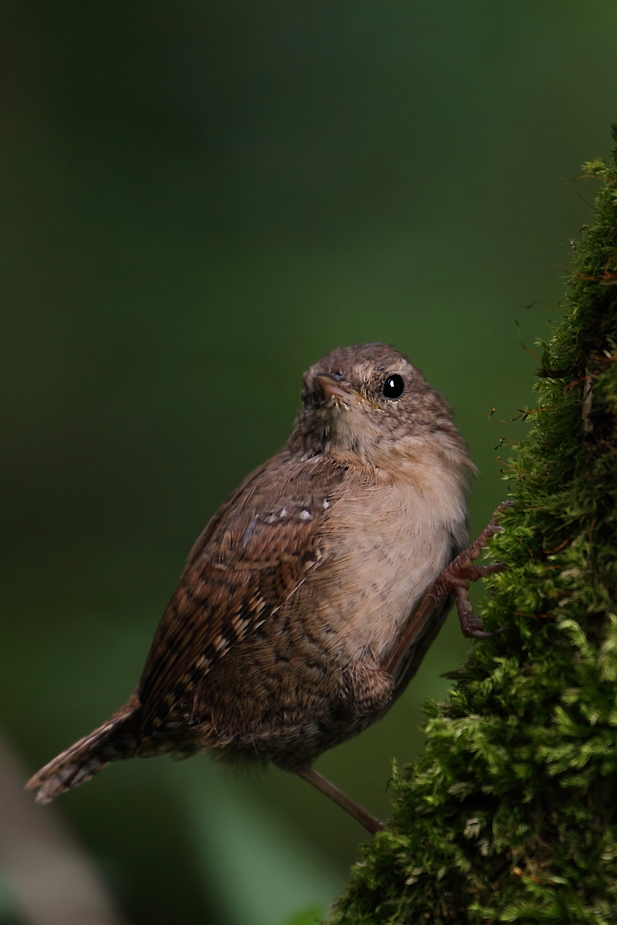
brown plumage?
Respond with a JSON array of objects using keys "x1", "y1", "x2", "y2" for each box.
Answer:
[{"x1": 27, "y1": 343, "x2": 489, "y2": 833}]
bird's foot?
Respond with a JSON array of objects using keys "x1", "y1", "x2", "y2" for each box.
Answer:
[{"x1": 431, "y1": 502, "x2": 514, "y2": 637}]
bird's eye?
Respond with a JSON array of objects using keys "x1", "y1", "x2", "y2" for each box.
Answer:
[{"x1": 382, "y1": 374, "x2": 405, "y2": 400}]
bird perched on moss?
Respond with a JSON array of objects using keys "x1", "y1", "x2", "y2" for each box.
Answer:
[{"x1": 27, "y1": 343, "x2": 503, "y2": 834}]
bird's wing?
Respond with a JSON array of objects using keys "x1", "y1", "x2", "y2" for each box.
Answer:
[{"x1": 138, "y1": 451, "x2": 348, "y2": 734}]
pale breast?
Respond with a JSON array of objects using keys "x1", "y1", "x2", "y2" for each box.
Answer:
[{"x1": 316, "y1": 463, "x2": 468, "y2": 662}]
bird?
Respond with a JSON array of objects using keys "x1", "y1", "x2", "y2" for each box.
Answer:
[{"x1": 27, "y1": 342, "x2": 504, "y2": 835}]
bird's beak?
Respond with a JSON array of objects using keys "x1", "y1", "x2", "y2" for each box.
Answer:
[{"x1": 314, "y1": 373, "x2": 361, "y2": 403}]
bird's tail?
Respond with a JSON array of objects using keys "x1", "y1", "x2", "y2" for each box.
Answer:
[{"x1": 25, "y1": 696, "x2": 141, "y2": 805}]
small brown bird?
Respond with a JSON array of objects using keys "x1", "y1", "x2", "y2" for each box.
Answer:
[{"x1": 27, "y1": 343, "x2": 505, "y2": 834}]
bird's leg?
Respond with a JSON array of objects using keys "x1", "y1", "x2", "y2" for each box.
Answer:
[
  {"x1": 296, "y1": 766, "x2": 385, "y2": 836},
  {"x1": 384, "y1": 502, "x2": 513, "y2": 679}
]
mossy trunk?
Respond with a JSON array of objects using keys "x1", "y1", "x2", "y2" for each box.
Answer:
[{"x1": 331, "y1": 134, "x2": 617, "y2": 924}]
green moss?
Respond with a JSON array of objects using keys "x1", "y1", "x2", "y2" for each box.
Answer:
[{"x1": 331, "y1": 132, "x2": 617, "y2": 924}]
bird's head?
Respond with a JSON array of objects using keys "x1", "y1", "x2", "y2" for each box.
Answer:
[{"x1": 288, "y1": 343, "x2": 473, "y2": 475}]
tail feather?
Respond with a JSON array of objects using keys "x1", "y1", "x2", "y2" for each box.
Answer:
[{"x1": 26, "y1": 698, "x2": 141, "y2": 804}]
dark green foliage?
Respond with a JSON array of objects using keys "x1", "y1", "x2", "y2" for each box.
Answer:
[{"x1": 331, "y1": 138, "x2": 617, "y2": 923}]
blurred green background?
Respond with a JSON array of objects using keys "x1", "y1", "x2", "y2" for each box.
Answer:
[{"x1": 2, "y1": 2, "x2": 616, "y2": 923}]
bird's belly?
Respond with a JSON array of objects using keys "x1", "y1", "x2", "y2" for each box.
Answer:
[{"x1": 317, "y1": 487, "x2": 458, "y2": 663}]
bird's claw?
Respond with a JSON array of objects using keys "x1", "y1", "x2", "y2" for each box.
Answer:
[{"x1": 437, "y1": 502, "x2": 513, "y2": 637}]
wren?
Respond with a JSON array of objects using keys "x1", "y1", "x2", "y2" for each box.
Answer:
[{"x1": 27, "y1": 343, "x2": 506, "y2": 835}]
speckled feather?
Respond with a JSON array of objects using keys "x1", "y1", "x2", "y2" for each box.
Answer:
[{"x1": 138, "y1": 454, "x2": 347, "y2": 745}]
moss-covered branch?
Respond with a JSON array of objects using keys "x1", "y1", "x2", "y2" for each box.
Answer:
[{"x1": 331, "y1": 131, "x2": 617, "y2": 924}]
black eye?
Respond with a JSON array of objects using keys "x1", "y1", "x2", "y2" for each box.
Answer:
[{"x1": 382, "y1": 374, "x2": 405, "y2": 400}]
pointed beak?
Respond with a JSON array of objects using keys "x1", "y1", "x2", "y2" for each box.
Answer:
[{"x1": 314, "y1": 372, "x2": 361, "y2": 402}]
